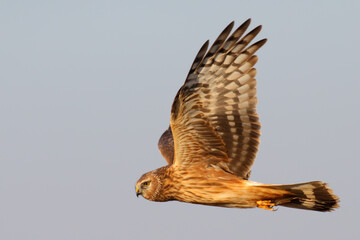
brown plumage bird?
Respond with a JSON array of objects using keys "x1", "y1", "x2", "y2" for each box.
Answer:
[{"x1": 135, "y1": 19, "x2": 339, "y2": 212}]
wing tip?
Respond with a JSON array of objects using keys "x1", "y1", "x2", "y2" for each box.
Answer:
[{"x1": 256, "y1": 38, "x2": 268, "y2": 47}]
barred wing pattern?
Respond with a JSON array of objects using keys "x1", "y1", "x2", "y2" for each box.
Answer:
[{"x1": 169, "y1": 19, "x2": 266, "y2": 178}]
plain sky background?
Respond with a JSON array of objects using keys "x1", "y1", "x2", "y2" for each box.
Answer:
[{"x1": 1, "y1": 1, "x2": 359, "y2": 239}]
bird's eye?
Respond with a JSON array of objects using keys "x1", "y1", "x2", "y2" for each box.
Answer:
[{"x1": 142, "y1": 181, "x2": 150, "y2": 187}]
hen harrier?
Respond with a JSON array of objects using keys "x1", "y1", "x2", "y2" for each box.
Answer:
[{"x1": 135, "y1": 19, "x2": 339, "y2": 211}]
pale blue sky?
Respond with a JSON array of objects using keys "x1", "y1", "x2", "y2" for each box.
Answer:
[{"x1": 1, "y1": 1, "x2": 359, "y2": 239}]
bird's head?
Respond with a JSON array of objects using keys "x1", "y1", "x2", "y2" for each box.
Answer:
[{"x1": 135, "y1": 171, "x2": 162, "y2": 201}]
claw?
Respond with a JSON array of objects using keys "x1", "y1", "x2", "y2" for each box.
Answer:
[{"x1": 257, "y1": 200, "x2": 277, "y2": 211}]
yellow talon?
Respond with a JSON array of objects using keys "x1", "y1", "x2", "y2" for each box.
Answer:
[{"x1": 257, "y1": 200, "x2": 277, "y2": 211}]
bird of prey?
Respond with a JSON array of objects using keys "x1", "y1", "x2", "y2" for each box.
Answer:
[{"x1": 135, "y1": 19, "x2": 339, "y2": 211}]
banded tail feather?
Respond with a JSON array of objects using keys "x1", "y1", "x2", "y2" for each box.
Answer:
[{"x1": 262, "y1": 181, "x2": 339, "y2": 212}]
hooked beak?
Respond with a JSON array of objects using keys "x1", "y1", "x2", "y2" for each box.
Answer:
[{"x1": 136, "y1": 186, "x2": 141, "y2": 197}]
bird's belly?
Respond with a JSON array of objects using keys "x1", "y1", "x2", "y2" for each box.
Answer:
[{"x1": 174, "y1": 180, "x2": 260, "y2": 208}]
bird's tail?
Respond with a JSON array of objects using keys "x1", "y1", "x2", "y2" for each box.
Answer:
[{"x1": 262, "y1": 181, "x2": 339, "y2": 212}]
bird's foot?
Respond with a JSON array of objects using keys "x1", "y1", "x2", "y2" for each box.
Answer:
[{"x1": 256, "y1": 200, "x2": 277, "y2": 211}]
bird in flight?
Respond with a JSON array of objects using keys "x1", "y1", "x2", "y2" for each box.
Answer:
[{"x1": 135, "y1": 19, "x2": 339, "y2": 211}]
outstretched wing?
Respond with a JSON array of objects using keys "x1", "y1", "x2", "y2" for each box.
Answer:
[{"x1": 170, "y1": 19, "x2": 266, "y2": 179}]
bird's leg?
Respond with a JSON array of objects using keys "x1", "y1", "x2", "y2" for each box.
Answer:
[{"x1": 256, "y1": 200, "x2": 277, "y2": 211}]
